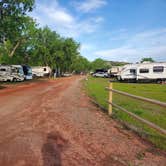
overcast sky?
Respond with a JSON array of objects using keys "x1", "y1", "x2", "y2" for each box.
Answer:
[{"x1": 29, "y1": 0, "x2": 166, "y2": 62}]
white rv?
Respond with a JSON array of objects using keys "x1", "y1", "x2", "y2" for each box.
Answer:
[
  {"x1": 0, "y1": 65, "x2": 25, "y2": 82},
  {"x1": 32, "y1": 66, "x2": 51, "y2": 77},
  {"x1": 117, "y1": 62, "x2": 166, "y2": 83}
]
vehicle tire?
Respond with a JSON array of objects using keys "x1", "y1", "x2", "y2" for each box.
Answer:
[
  {"x1": 156, "y1": 79, "x2": 162, "y2": 84},
  {"x1": 13, "y1": 78, "x2": 17, "y2": 82},
  {"x1": 117, "y1": 76, "x2": 122, "y2": 81}
]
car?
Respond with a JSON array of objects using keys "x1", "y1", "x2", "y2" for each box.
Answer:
[
  {"x1": 63, "y1": 72, "x2": 72, "y2": 77},
  {"x1": 93, "y1": 72, "x2": 108, "y2": 78}
]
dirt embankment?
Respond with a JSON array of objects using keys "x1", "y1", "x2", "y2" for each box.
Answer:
[{"x1": 0, "y1": 76, "x2": 165, "y2": 166}]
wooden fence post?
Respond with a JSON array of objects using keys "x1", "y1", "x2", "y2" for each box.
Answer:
[{"x1": 108, "y1": 82, "x2": 113, "y2": 115}]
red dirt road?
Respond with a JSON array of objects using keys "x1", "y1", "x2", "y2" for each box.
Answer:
[{"x1": 0, "y1": 76, "x2": 165, "y2": 166}]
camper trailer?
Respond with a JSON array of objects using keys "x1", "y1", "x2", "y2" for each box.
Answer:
[
  {"x1": 108, "y1": 66, "x2": 123, "y2": 77},
  {"x1": 0, "y1": 65, "x2": 24, "y2": 82},
  {"x1": 117, "y1": 62, "x2": 166, "y2": 83},
  {"x1": 32, "y1": 66, "x2": 51, "y2": 77},
  {"x1": 22, "y1": 65, "x2": 33, "y2": 80}
]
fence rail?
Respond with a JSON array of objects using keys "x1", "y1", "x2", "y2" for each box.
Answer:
[
  {"x1": 106, "y1": 82, "x2": 166, "y2": 135},
  {"x1": 106, "y1": 87, "x2": 166, "y2": 107}
]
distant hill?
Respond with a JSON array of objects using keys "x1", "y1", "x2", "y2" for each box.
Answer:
[{"x1": 105, "y1": 60, "x2": 129, "y2": 67}]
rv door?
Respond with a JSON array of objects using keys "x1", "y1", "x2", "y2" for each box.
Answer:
[{"x1": 129, "y1": 68, "x2": 137, "y2": 79}]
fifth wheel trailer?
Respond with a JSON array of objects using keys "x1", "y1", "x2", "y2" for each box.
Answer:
[
  {"x1": 117, "y1": 62, "x2": 166, "y2": 83},
  {"x1": 108, "y1": 66, "x2": 123, "y2": 77},
  {"x1": 32, "y1": 66, "x2": 51, "y2": 77}
]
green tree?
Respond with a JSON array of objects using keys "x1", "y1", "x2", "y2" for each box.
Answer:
[
  {"x1": 0, "y1": 16, "x2": 37, "y2": 64},
  {"x1": 0, "y1": 1, "x2": 85, "y2": 76},
  {"x1": 90, "y1": 58, "x2": 111, "y2": 71},
  {"x1": 31, "y1": 27, "x2": 61, "y2": 67},
  {"x1": 70, "y1": 55, "x2": 90, "y2": 73},
  {"x1": 141, "y1": 57, "x2": 155, "y2": 63},
  {"x1": 0, "y1": 0, "x2": 35, "y2": 57},
  {"x1": 61, "y1": 38, "x2": 80, "y2": 73},
  {"x1": 30, "y1": 27, "x2": 80, "y2": 76}
]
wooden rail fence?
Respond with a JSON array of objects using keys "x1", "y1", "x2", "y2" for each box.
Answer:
[{"x1": 106, "y1": 82, "x2": 166, "y2": 135}]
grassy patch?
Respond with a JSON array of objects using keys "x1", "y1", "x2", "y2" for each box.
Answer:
[
  {"x1": 84, "y1": 77, "x2": 166, "y2": 150},
  {"x1": 113, "y1": 82, "x2": 166, "y2": 102}
]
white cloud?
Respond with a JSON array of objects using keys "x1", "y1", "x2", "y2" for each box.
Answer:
[
  {"x1": 32, "y1": 2, "x2": 74, "y2": 28},
  {"x1": 46, "y1": 9, "x2": 74, "y2": 25},
  {"x1": 73, "y1": 0, "x2": 107, "y2": 13},
  {"x1": 30, "y1": 1, "x2": 104, "y2": 38},
  {"x1": 81, "y1": 44, "x2": 93, "y2": 50},
  {"x1": 93, "y1": 16, "x2": 104, "y2": 23},
  {"x1": 94, "y1": 28, "x2": 166, "y2": 62},
  {"x1": 126, "y1": 28, "x2": 166, "y2": 48}
]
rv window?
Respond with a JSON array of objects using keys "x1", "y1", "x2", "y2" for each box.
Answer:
[
  {"x1": 139, "y1": 69, "x2": 149, "y2": 73},
  {"x1": 43, "y1": 68, "x2": 47, "y2": 71},
  {"x1": 153, "y1": 66, "x2": 164, "y2": 72},
  {"x1": 130, "y1": 69, "x2": 136, "y2": 74},
  {"x1": 11, "y1": 69, "x2": 17, "y2": 73},
  {"x1": 0, "y1": 68, "x2": 6, "y2": 72}
]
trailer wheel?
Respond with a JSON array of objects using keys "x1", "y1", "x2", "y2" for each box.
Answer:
[{"x1": 156, "y1": 79, "x2": 162, "y2": 84}]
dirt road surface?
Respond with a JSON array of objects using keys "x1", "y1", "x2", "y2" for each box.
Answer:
[{"x1": 0, "y1": 76, "x2": 165, "y2": 166}]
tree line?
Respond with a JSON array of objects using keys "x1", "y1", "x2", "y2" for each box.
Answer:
[
  {"x1": 0, "y1": 1, "x2": 113, "y2": 75},
  {"x1": 2, "y1": 1, "x2": 154, "y2": 75},
  {"x1": 0, "y1": 1, "x2": 92, "y2": 75}
]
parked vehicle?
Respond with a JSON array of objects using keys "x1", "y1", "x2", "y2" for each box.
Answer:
[
  {"x1": 32, "y1": 66, "x2": 51, "y2": 77},
  {"x1": 11, "y1": 65, "x2": 25, "y2": 81},
  {"x1": 63, "y1": 72, "x2": 72, "y2": 77},
  {"x1": 93, "y1": 69, "x2": 109, "y2": 78},
  {"x1": 93, "y1": 72, "x2": 108, "y2": 78},
  {"x1": 0, "y1": 65, "x2": 24, "y2": 82},
  {"x1": 108, "y1": 66, "x2": 123, "y2": 77},
  {"x1": 117, "y1": 62, "x2": 166, "y2": 83},
  {"x1": 22, "y1": 65, "x2": 33, "y2": 80},
  {"x1": 90, "y1": 71, "x2": 94, "y2": 75}
]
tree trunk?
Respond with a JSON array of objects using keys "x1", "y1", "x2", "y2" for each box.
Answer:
[{"x1": 9, "y1": 40, "x2": 21, "y2": 57}]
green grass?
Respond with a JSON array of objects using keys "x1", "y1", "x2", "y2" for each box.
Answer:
[
  {"x1": 84, "y1": 77, "x2": 166, "y2": 150},
  {"x1": 113, "y1": 82, "x2": 166, "y2": 102}
]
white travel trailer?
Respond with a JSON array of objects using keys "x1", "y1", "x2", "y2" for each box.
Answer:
[
  {"x1": 32, "y1": 66, "x2": 51, "y2": 77},
  {"x1": 117, "y1": 62, "x2": 166, "y2": 83},
  {"x1": 0, "y1": 65, "x2": 24, "y2": 82}
]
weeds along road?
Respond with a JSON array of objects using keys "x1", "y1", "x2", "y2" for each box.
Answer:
[{"x1": 0, "y1": 76, "x2": 165, "y2": 166}]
